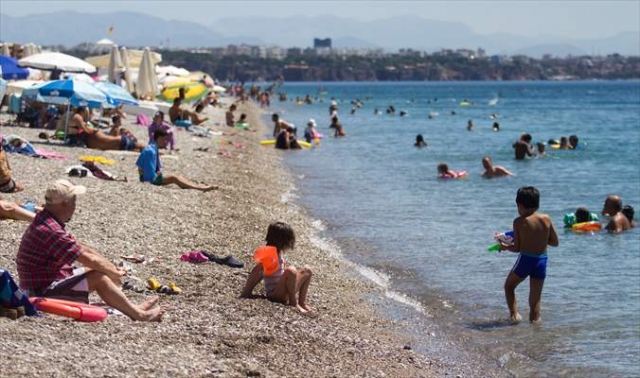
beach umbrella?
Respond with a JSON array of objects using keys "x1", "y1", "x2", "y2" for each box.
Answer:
[
  {"x1": 94, "y1": 81, "x2": 138, "y2": 106},
  {"x1": 120, "y1": 46, "x2": 135, "y2": 94},
  {"x1": 136, "y1": 47, "x2": 158, "y2": 100},
  {"x1": 156, "y1": 65, "x2": 189, "y2": 77},
  {"x1": 85, "y1": 49, "x2": 161, "y2": 69},
  {"x1": 96, "y1": 38, "x2": 114, "y2": 47},
  {"x1": 211, "y1": 85, "x2": 226, "y2": 93},
  {"x1": 0, "y1": 55, "x2": 30, "y2": 80},
  {"x1": 5, "y1": 80, "x2": 43, "y2": 95},
  {"x1": 107, "y1": 45, "x2": 122, "y2": 84},
  {"x1": 22, "y1": 79, "x2": 108, "y2": 109},
  {"x1": 67, "y1": 73, "x2": 95, "y2": 83},
  {"x1": 1, "y1": 44, "x2": 11, "y2": 57},
  {"x1": 19, "y1": 52, "x2": 97, "y2": 74}
]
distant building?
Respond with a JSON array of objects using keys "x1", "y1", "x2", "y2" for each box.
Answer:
[{"x1": 314, "y1": 38, "x2": 332, "y2": 49}]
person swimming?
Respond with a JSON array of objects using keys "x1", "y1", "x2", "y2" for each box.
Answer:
[{"x1": 415, "y1": 134, "x2": 427, "y2": 148}]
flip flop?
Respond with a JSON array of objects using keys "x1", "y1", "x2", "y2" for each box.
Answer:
[
  {"x1": 200, "y1": 251, "x2": 244, "y2": 268},
  {"x1": 168, "y1": 282, "x2": 182, "y2": 294},
  {"x1": 147, "y1": 277, "x2": 161, "y2": 291},
  {"x1": 180, "y1": 251, "x2": 209, "y2": 263}
]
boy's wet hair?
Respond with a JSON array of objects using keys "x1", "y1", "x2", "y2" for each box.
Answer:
[
  {"x1": 622, "y1": 205, "x2": 635, "y2": 222},
  {"x1": 516, "y1": 186, "x2": 540, "y2": 209},
  {"x1": 575, "y1": 207, "x2": 590, "y2": 223},
  {"x1": 153, "y1": 128, "x2": 170, "y2": 141},
  {"x1": 521, "y1": 133, "x2": 532, "y2": 142},
  {"x1": 437, "y1": 163, "x2": 449, "y2": 174},
  {"x1": 266, "y1": 222, "x2": 295, "y2": 251}
]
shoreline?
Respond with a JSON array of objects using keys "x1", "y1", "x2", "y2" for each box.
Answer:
[{"x1": 0, "y1": 102, "x2": 502, "y2": 377}]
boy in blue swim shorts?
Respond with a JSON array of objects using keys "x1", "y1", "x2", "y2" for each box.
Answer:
[{"x1": 499, "y1": 186, "x2": 559, "y2": 324}]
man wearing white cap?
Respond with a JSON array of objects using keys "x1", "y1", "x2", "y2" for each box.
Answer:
[{"x1": 16, "y1": 180, "x2": 166, "y2": 321}]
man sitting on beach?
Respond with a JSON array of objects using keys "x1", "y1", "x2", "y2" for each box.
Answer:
[
  {"x1": 481, "y1": 156, "x2": 513, "y2": 178},
  {"x1": 136, "y1": 129, "x2": 217, "y2": 192},
  {"x1": 0, "y1": 137, "x2": 24, "y2": 193},
  {"x1": 16, "y1": 179, "x2": 166, "y2": 321},
  {"x1": 169, "y1": 98, "x2": 208, "y2": 126},
  {"x1": 513, "y1": 133, "x2": 535, "y2": 160},
  {"x1": 601, "y1": 195, "x2": 631, "y2": 233}
]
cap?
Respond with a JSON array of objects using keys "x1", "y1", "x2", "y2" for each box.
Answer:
[
  {"x1": 307, "y1": 119, "x2": 316, "y2": 127},
  {"x1": 45, "y1": 179, "x2": 86, "y2": 205}
]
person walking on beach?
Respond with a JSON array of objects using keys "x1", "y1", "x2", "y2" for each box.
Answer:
[
  {"x1": 16, "y1": 179, "x2": 166, "y2": 322},
  {"x1": 136, "y1": 129, "x2": 217, "y2": 191},
  {"x1": 513, "y1": 133, "x2": 535, "y2": 160},
  {"x1": 601, "y1": 195, "x2": 631, "y2": 233},
  {"x1": 499, "y1": 186, "x2": 559, "y2": 324},
  {"x1": 240, "y1": 222, "x2": 314, "y2": 313},
  {"x1": 481, "y1": 156, "x2": 513, "y2": 178}
]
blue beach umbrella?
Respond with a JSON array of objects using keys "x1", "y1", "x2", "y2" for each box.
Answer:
[
  {"x1": 93, "y1": 81, "x2": 138, "y2": 106},
  {"x1": 22, "y1": 79, "x2": 108, "y2": 109},
  {"x1": 0, "y1": 55, "x2": 30, "y2": 80}
]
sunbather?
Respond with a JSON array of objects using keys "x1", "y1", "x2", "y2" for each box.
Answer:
[
  {"x1": 0, "y1": 199, "x2": 35, "y2": 221},
  {"x1": 67, "y1": 107, "x2": 144, "y2": 151},
  {"x1": 0, "y1": 137, "x2": 24, "y2": 193}
]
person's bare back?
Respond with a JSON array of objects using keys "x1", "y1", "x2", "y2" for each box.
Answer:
[{"x1": 513, "y1": 213, "x2": 558, "y2": 254}]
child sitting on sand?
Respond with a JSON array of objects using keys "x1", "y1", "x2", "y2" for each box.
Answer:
[
  {"x1": 499, "y1": 186, "x2": 559, "y2": 323},
  {"x1": 240, "y1": 222, "x2": 314, "y2": 313}
]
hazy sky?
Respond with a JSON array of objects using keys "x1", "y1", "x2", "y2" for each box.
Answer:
[{"x1": 2, "y1": 0, "x2": 639, "y2": 39}]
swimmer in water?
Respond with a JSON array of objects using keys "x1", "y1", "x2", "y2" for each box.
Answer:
[
  {"x1": 414, "y1": 134, "x2": 427, "y2": 148},
  {"x1": 481, "y1": 156, "x2": 513, "y2": 178}
]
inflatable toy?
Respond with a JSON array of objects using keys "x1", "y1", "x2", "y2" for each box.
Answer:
[
  {"x1": 29, "y1": 297, "x2": 107, "y2": 322},
  {"x1": 572, "y1": 221, "x2": 602, "y2": 232}
]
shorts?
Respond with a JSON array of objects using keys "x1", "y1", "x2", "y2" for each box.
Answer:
[
  {"x1": 0, "y1": 178, "x2": 16, "y2": 193},
  {"x1": 140, "y1": 174, "x2": 164, "y2": 186},
  {"x1": 27, "y1": 268, "x2": 90, "y2": 303},
  {"x1": 120, "y1": 135, "x2": 137, "y2": 151},
  {"x1": 512, "y1": 253, "x2": 548, "y2": 280}
]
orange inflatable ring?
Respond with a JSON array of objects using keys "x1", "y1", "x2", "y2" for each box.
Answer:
[
  {"x1": 572, "y1": 221, "x2": 602, "y2": 232},
  {"x1": 29, "y1": 297, "x2": 107, "y2": 322}
]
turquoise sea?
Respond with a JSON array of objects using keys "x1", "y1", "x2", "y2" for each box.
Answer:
[{"x1": 267, "y1": 81, "x2": 640, "y2": 377}]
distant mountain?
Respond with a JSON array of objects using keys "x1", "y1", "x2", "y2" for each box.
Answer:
[
  {"x1": 1, "y1": 11, "x2": 638, "y2": 57},
  {"x1": 0, "y1": 11, "x2": 224, "y2": 48}
]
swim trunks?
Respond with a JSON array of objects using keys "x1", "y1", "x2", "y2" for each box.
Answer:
[
  {"x1": 120, "y1": 135, "x2": 136, "y2": 151},
  {"x1": 512, "y1": 253, "x2": 548, "y2": 279},
  {"x1": 26, "y1": 267, "x2": 90, "y2": 303},
  {"x1": 0, "y1": 178, "x2": 16, "y2": 193}
]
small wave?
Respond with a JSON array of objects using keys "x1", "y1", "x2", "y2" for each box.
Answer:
[
  {"x1": 310, "y1": 218, "x2": 327, "y2": 231},
  {"x1": 280, "y1": 187, "x2": 298, "y2": 204},
  {"x1": 488, "y1": 98, "x2": 499, "y2": 106}
]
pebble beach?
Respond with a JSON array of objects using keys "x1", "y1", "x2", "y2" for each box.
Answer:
[{"x1": 0, "y1": 103, "x2": 505, "y2": 377}]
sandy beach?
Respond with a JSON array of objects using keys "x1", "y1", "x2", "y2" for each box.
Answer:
[{"x1": 0, "y1": 103, "x2": 502, "y2": 377}]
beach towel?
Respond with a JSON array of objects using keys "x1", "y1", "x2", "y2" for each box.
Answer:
[
  {"x1": 135, "y1": 114, "x2": 151, "y2": 127},
  {"x1": 0, "y1": 269, "x2": 38, "y2": 316},
  {"x1": 79, "y1": 155, "x2": 115, "y2": 165},
  {"x1": 1, "y1": 135, "x2": 38, "y2": 156}
]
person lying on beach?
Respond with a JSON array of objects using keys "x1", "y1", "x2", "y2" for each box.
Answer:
[
  {"x1": 169, "y1": 98, "x2": 208, "y2": 126},
  {"x1": 66, "y1": 107, "x2": 144, "y2": 151},
  {"x1": 481, "y1": 156, "x2": 513, "y2": 178},
  {"x1": 513, "y1": 133, "x2": 535, "y2": 160},
  {"x1": 0, "y1": 137, "x2": 25, "y2": 193},
  {"x1": 0, "y1": 199, "x2": 35, "y2": 222},
  {"x1": 601, "y1": 195, "x2": 631, "y2": 233},
  {"x1": 108, "y1": 115, "x2": 134, "y2": 138},
  {"x1": 240, "y1": 222, "x2": 314, "y2": 313},
  {"x1": 136, "y1": 129, "x2": 217, "y2": 191},
  {"x1": 500, "y1": 186, "x2": 559, "y2": 324},
  {"x1": 148, "y1": 111, "x2": 176, "y2": 151},
  {"x1": 622, "y1": 205, "x2": 636, "y2": 228},
  {"x1": 16, "y1": 179, "x2": 166, "y2": 321}
]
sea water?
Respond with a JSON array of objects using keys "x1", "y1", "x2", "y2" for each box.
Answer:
[{"x1": 267, "y1": 81, "x2": 640, "y2": 377}]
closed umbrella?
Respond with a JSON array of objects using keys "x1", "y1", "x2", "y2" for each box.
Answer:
[
  {"x1": 119, "y1": 46, "x2": 134, "y2": 94},
  {"x1": 1, "y1": 44, "x2": 11, "y2": 57},
  {"x1": 19, "y1": 52, "x2": 96, "y2": 74},
  {"x1": 107, "y1": 45, "x2": 122, "y2": 84},
  {"x1": 86, "y1": 49, "x2": 162, "y2": 69},
  {"x1": 136, "y1": 47, "x2": 157, "y2": 100},
  {"x1": 94, "y1": 81, "x2": 138, "y2": 106},
  {"x1": 0, "y1": 55, "x2": 30, "y2": 80}
]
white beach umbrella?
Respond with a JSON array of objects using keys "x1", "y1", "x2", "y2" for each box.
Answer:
[
  {"x1": 211, "y1": 85, "x2": 226, "y2": 93},
  {"x1": 85, "y1": 49, "x2": 162, "y2": 69},
  {"x1": 107, "y1": 44, "x2": 122, "y2": 84},
  {"x1": 120, "y1": 46, "x2": 135, "y2": 94},
  {"x1": 136, "y1": 47, "x2": 158, "y2": 100},
  {"x1": 1, "y1": 44, "x2": 11, "y2": 57},
  {"x1": 68, "y1": 73, "x2": 95, "y2": 83},
  {"x1": 5, "y1": 79, "x2": 44, "y2": 95},
  {"x1": 156, "y1": 65, "x2": 190, "y2": 77},
  {"x1": 96, "y1": 38, "x2": 114, "y2": 47},
  {"x1": 19, "y1": 52, "x2": 96, "y2": 74}
]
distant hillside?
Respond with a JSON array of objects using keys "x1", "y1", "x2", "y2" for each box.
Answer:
[{"x1": 1, "y1": 11, "x2": 638, "y2": 57}]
